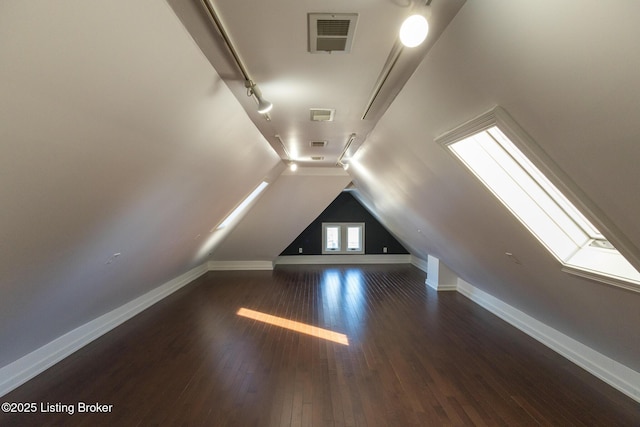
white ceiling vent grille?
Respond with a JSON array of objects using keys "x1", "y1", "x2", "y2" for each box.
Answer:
[
  {"x1": 310, "y1": 108, "x2": 335, "y2": 121},
  {"x1": 310, "y1": 141, "x2": 327, "y2": 148},
  {"x1": 311, "y1": 156, "x2": 325, "y2": 161},
  {"x1": 308, "y1": 13, "x2": 358, "y2": 54}
]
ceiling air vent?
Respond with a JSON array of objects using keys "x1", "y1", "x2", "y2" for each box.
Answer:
[
  {"x1": 308, "y1": 13, "x2": 358, "y2": 54},
  {"x1": 310, "y1": 141, "x2": 327, "y2": 148},
  {"x1": 311, "y1": 156, "x2": 325, "y2": 161},
  {"x1": 310, "y1": 108, "x2": 335, "y2": 122}
]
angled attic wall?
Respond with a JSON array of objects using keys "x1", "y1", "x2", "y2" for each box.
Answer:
[
  {"x1": 348, "y1": 0, "x2": 640, "y2": 373},
  {"x1": 280, "y1": 191, "x2": 409, "y2": 255},
  {"x1": 0, "y1": 1, "x2": 280, "y2": 368},
  {"x1": 210, "y1": 168, "x2": 352, "y2": 261}
]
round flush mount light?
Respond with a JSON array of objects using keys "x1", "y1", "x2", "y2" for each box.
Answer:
[{"x1": 399, "y1": 14, "x2": 429, "y2": 48}]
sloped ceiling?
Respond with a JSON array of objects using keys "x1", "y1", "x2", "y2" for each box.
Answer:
[
  {"x1": 1, "y1": 0, "x2": 639, "y2": 391},
  {"x1": 167, "y1": 0, "x2": 466, "y2": 167},
  {"x1": 212, "y1": 168, "x2": 352, "y2": 261},
  {"x1": 0, "y1": 1, "x2": 281, "y2": 366},
  {"x1": 349, "y1": 0, "x2": 640, "y2": 371}
]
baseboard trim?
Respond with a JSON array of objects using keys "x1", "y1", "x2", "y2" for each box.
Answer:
[
  {"x1": 410, "y1": 255, "x2": 428, "y2": 273},
  {"x1": 426, "y1": 279, "x2": 457, "y2": 291},
  {"x1": 208, "y1": 260, "x2": 274, "y2": 270},
  {"x1": 456, "y1": 278, "x2": 640, "y2": 403},
  {"x1": 275, "y1": 254, "x2": 412, "y2": 265},
  {"x1": 0, "y1": 263, "x2": 208, "y2": 398},
  {"x1": 4, "y1": 262, "x2": 637, "y2": 404}
]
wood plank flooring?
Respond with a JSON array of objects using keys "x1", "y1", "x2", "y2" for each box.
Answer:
[{"x1": 1, "y1": 264, "x2": 638, "y2": 426}]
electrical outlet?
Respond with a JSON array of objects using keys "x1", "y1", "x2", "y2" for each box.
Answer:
[
  {"x1": 383, "y1": 247, "x2": 388, "y2": 253},
  {"x1": 298, "y1": 247, "x2": 303, "y2": 254}
]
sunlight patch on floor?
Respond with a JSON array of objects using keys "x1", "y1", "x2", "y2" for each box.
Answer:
[{"x1": 237, "y1": 307, "x2": 349, "y2": 345}]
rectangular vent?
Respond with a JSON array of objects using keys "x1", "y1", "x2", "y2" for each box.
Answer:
[
  {"x1": 317, "y1": 38, "x2": 347, "y2": 52},
  {"x1": 310, "y1": 108, "x2": 335, "y2": 122},
  {"x1": 308, "y1": 13, "x2": 358, "y2": 54},
  {"x1": 318, "y1": 20, "x2": 350, "y2": 36},
  {"x1": 311, "y1": 156, "x2": 325, "y2": 161},
  {"x1": 310, "y1": 141, "x2": 327, "y2": 148}
]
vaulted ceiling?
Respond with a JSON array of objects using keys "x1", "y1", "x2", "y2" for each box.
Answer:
[{"x1": 1, "y1": 0, "x2": 639, "y2": 393}]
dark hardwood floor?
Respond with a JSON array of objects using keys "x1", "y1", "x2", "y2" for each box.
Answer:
[{"x1": 1, "y1": 265, "x2": 638, "y2": 426}]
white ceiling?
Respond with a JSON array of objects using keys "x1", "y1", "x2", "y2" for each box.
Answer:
[
  {"x1": 1, "y1": 0, "x2": 640, "y2": 391},
  {"x1": 169, "y1": 0, "x2": 466, "y2": 167}
]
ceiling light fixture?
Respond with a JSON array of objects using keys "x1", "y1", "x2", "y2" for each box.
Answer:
[
  {"x1": 201, "y1": 1, "x2": 273, "y2": 116},
  {"x1": 337, "y1": 133, "x2": 357, "y2": 168},
  {"x1": 275, "y1": 135, "x2": 298, "y2": 172},
  {"x1": 245, "y1": 80, "x2": 273, "y2": 114},
  {"x1": 275, "y1": 135, "x2": 292, "y2": 160},
  {"x1": 399, "y1": 1, "x2": 431, "y2": 48}
]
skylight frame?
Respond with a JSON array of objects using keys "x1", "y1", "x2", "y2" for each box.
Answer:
[
  {"x1": 436, "y1": 107, "x2": 640, "y2": 292},
  {"x1": 215, "y1": 181, "x2": 269, "y2": 230}
]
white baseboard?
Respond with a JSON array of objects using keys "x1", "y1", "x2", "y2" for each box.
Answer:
[
  {"x1": 4, "y1": 261, "x2": 637, "y2": 405},
  {"x1": 0, "y1": 263, "x2": 208, "y2": 398},
  {"x1": 410, "y1": 255, "x2": 429, "y2": 273},
  {"x1": 208, "y1": 260, "x2": 274, "y2": 270},
  {"x1": 456, "y1": 278, "x2": 640, "y2": 403},
  {"x1": 275, "y1": 254, "x2": 411, "y2": 265},
  {"x1": 426, "y1": 279, "x2": 457, "y2": 291},
  {"x1": 426, "y1": 278, "x2": 438, "y2": 291}
]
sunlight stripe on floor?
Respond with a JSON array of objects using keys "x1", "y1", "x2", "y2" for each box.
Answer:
[{"x1": 237, "y1": 307, "x2": 349, "y2": 345}]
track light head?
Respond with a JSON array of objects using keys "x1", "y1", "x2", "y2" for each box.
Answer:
[
  {"x1": 257, "y1": 97, "x2": 273, "y2": 114},
  {"x1": 245, "y1": 80, "x2": 273, "y2": 114}
]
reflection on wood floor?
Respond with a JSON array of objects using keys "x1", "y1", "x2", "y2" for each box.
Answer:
[{"x1": 1, "y1": 264, "x2": 639, "y2": 426}]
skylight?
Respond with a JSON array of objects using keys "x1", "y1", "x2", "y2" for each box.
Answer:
[
  {"x1": 216, "y1": 181, "x2": 268, "y2": 230},
  {"x1": 437, "y1": 107, "x2": 640, "y2": 291}
]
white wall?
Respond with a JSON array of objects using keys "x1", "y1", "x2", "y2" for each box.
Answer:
[
  {"x1": 349, "y1": 0, "x2": 640, "y2": 373},
  {"x1": 0, "y1": 0, "x2": 281, "y2": 367},
  {"x1": 211, "y1": 168, "x2": 352, "y2": 261}
]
